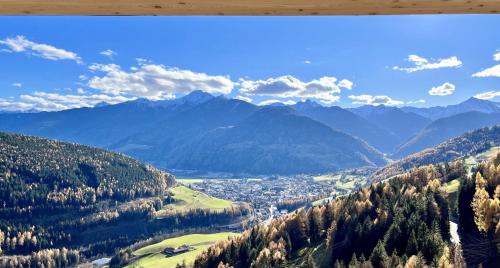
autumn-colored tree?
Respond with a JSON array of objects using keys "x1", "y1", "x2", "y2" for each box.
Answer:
[{"x1": 472, "y1": 172, "x2": 492, "y2": 232}]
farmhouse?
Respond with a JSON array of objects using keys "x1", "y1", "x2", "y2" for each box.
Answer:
[{"x1": 163, "y1": 245, "x2": 191, "y2": 257}]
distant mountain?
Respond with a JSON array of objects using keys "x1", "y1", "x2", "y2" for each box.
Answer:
[
  {"x1": 371, "y1": 125, "x2": 500, "y2": 182},
  {"x1": 113, "y1": 103, "x2": 386, "y2": 175},
  {"x1": 402, "y1": 97, "x2": 500, "y2": 120},
  {"x1": 0, "y1": 92, "x2": 386, "y2": 175},
  {"x1": 292, "y1": 100, "x2": 401, "y2": 153},
  {"x1": 110, "y1": 96, "x2": 259, "y2": 166},
  {"x1": 0, "y1": 90, "x2": 215, "y2": 147},
  {"x1": 349, "y1": 105, "x2": 431, "y2": 144},
  {"x1": 394, "y1": 111, "x2": 500, "y2": 158}
]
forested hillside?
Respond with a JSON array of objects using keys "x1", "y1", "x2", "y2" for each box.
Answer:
[
  {"x1": 372, "y1": 126, "x2": 500, "y2": 182},
  {"x1": 192, "y1": 153, "x2": 500, "y2": 267},
  {"x1": 0, "y1": 133, "x2": 249, "y2": 267}
]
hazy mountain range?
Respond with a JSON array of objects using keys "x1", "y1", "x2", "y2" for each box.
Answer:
[
  {"x1": 371, "y1": 125, "x2": 500, "y2": 182},
  {"x1": 0, "y1": 91, "x2": 499, "y2": 175}
]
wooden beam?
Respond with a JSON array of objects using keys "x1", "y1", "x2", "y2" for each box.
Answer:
[{"x1": 0, "y1": 0, "x2": 499, "y2": 16}]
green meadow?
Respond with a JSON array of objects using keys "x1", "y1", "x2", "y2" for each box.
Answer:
[
  {"x1": 127, "y1": 232, "x2": 238, "y2": 268},
  {"x1": 165, "y1": 185, "x2": 232, "y2": 211}
]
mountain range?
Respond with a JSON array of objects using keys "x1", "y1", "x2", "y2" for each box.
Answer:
[
  {"x1": 394, "y1": 111, "x2": 500, "y2": 157},
  {"x1": 110, "y1": 97, "x2": 387, "y2": 174},
  {"x1": 401, "y1": 97, "x2": 500, "y2": 120},
  {"x1": 371, "y1": 125, "x2": 500, "y2": 182},
  {"x1": 0, "y1": 91, "x2": 499, "y2": 175}
]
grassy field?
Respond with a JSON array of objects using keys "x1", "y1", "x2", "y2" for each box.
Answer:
[
  {"x1": 126, "y1": 232, "x2": 238, "y2": 268},
  {"x1": 475, "y1": 146, "x2": 500, "y2": 161},
  {"x1": 312, "y1": 197, "x2": 332, "y2": 206},
  {"x1": 445, "y1": 179, "x2": 461, "y2": 194},
  {"x1": 165, "y1": 186, "x2": 232, "y2": 211},
  {"x1": 312, "y1": 174, "x2": 341, "y2": 182},
  {"x1": 177, "y1": 178, "x2": 205, "y2": 184},
  {"x1": 335, "y1": 178, "x2": 356, "y2": 189},
  {"x1": 245, "y1": 178, "x2": 262, "y2": 182},
  {"x1": 465, "y1": 146, "x2": 500, "y2": 166}
]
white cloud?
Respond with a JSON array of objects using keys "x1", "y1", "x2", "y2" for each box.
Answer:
[
  {"x1": 0, "y1": 35, "x2": 82, "y2": 63},
  {"x1": 338, "y1": 79, "x2": 353, "y2": 90},
  {"x1": 428, "y1": 82, "x2": 455, "y2": 96},
  {"x1": 393, "y1": 54, "x2": 462, "y2": 73},
  {"x1": 78, "y1": 75, "x2": 88, "y2": 81},
  {"x1": 87, "y1": 62, "x2": 234, "y2": 100},
  {"x1": 494, "y1": 51, "x2": 500, "y2": 61},
  {"x1": 7, "y1": 92, "x2": 134, "y2": 112},
  {"x1": 100, "y1": 49, "x2": 116, "y2": 59},
  {"x1": 472, "y1": 64, "x2": 500, "y2": 78},
  {"x1": 0, "y1": 99, "x2": 34, "y2": 112},
  {"x1": 472, "y1": 51, "x2": 500, "y2": 78},
  {"x1": 257, "y1": 99, "x2": 297, "y2": 106},
  {"x1": 233, "y1": 95, "x2": 252, "y2": 103},
  {"x1": 304, "y1": 60, "x2": 311, "y2": 64},
  {"x1": 11, "y1": 82, "x2": 22, "y2": 88},
  {"x1": 406, "y1": 99, "x2": 426, "y2": 105},
  {"x1": 474, "y1": 90, "x2": 500, "y2": 100},
  {"x1": 349, "y1": 94, "x2": 404, "y2": 106},
  {"x1": 76, "y1": 88, "x2": 86, "y2": 94},
  {"x1": 239, "y1": 75, "x2": 350, "y2": 104}
]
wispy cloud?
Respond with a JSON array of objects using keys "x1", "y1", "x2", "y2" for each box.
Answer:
[
  {"x1": 239, "y1": 75, "x2": 351, "y2": 104},
  {"x1": 257, "y1": 99, "x2": 297, "y2": 106},
  {"x1": 303, "y1": 60, "x2": 311, "y2": 64},
  {"x1": 406, "y1": 99, "x2": 426, "y2": 105},
  {"x1": 99, "y1": 49, "x2": 116, "y2": 59},
  {"x1": 0, "y1": 91, "x2": 134, "y2": 112},
  {"x1": 474, "y1": 90, "x2": 500, "y2": 100},
  {"x1": 233, "y1": 95, "x2": 252, "y2": 103},
  {"x1": 472, "y1": 51, "x2": 500, "y2": 78},
  {"x1": 393, "y1": 54, "x2": 462, "y2": 73},
  {"x1": 0, "y1": 98, "x2": 34, "y2": 112},
  {"x1": 87, "y1": 61, "x2": 234, "y2": 100},
  {"x1": 428, "y1": 82, "x2": 455, "y2": 96},
  {"x1": 349, "y1": 94, "x2": 404, "y2": 106},
  {"x1": 11, "y1": 82, "x2": 22, "y2": 88},
  {"x1": 0, "y1": 35, "x2": 82, "y2": 64}
]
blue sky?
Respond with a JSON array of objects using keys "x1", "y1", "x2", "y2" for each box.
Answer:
[{"x1": 0, "y1": 15, "x2": 499, "y2": 111}]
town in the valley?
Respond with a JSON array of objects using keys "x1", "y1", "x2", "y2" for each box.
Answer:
[{"x1": 181, "y1": 168, "x2": 374, "y2": 223}]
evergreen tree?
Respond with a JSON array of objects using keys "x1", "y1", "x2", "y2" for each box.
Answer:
[
  {"x1": 348, "y1": 253, "x2": 359, "y2": 268},
  {"x1": 370, "y1": 240, "x2": 388, "y2": 268}
]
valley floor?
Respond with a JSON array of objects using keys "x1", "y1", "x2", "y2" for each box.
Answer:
[{"x1": 182, "y1": 168, "x2": 373, "y2": 223}]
